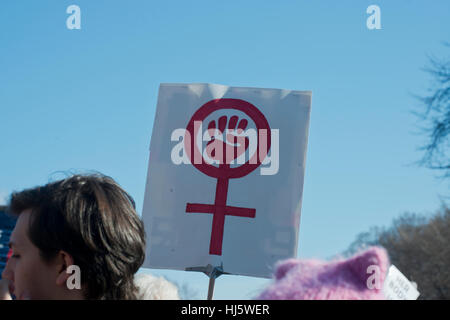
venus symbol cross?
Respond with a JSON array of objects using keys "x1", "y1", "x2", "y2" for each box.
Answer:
[{"x1": 184, "y1": 99, "x2": 271, "y2": 256}]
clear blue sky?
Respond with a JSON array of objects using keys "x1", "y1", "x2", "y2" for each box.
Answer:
[{"x1": 0, "y1": 0, "x2": 449, "y2": 299}]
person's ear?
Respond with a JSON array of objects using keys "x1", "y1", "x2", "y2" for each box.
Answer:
[{"x1": 55, "y1": 250, "x2": 76, "y2": 287}]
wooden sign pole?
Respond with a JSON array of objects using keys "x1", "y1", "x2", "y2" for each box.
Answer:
[
  {"x1": 207, "y1": 276, "x2": 216, "y2": 300},
  {"x1": 186, "y1": 264, "x2": 227, "y2": 300}
]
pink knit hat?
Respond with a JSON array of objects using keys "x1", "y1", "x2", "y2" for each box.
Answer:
[{"x1": 255, "y1": 247, "x2": 390, "y2": 300}]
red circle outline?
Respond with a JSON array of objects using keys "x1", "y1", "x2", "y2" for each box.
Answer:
[{"x1": 184, "y1": 98, "x2": 271, "y2": 179}]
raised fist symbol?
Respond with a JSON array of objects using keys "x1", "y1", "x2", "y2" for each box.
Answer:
[{"x1": 205, "y1": 115, "x2": 250, "y2": 165}]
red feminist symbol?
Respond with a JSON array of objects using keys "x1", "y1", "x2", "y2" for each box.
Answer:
[{"x1": 184, "y1": 99, "x2": 271, "y2": 256}]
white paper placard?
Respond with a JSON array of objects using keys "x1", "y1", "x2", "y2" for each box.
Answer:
[
  {"x1": 142, "y1": 83, "x2": 312, "y2": 278},
  {"x1": 383, "y1": 265, "x2": 420, "y2": 300}
]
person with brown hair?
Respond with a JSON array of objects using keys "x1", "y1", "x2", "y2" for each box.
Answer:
[{"x1": 1, "y1": 173, "x2": 146, "y2": 300}]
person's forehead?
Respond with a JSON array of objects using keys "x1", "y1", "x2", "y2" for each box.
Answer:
[{"x1": 9, "y1": 209, "x2": 33, "y2": 246}]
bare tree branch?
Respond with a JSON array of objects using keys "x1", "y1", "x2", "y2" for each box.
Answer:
[
  {"x1": 416, "y1": 48, "x2": 450, "y2": 179},
  {"x1": 345, "y1": 206, "x2": 450, "y2": 299}
]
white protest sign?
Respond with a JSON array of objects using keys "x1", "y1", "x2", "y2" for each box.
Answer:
[
  {"x1": 383, "y1": 265, "x2": 420, "y2": 300},
  {"x1": 142, "y1": 83, "x2": 312, "y2": 278}
]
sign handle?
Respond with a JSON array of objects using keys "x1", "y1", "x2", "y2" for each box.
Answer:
[
  {"x1": 207, "y1": 275, "x2": 216, "y2": 300},
  {"x1": 206, "y1": 265, "x2": 223, "y2": 300},
  {"x1": 185, "y1": 264, "x2": 227, "y2": 300}
]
